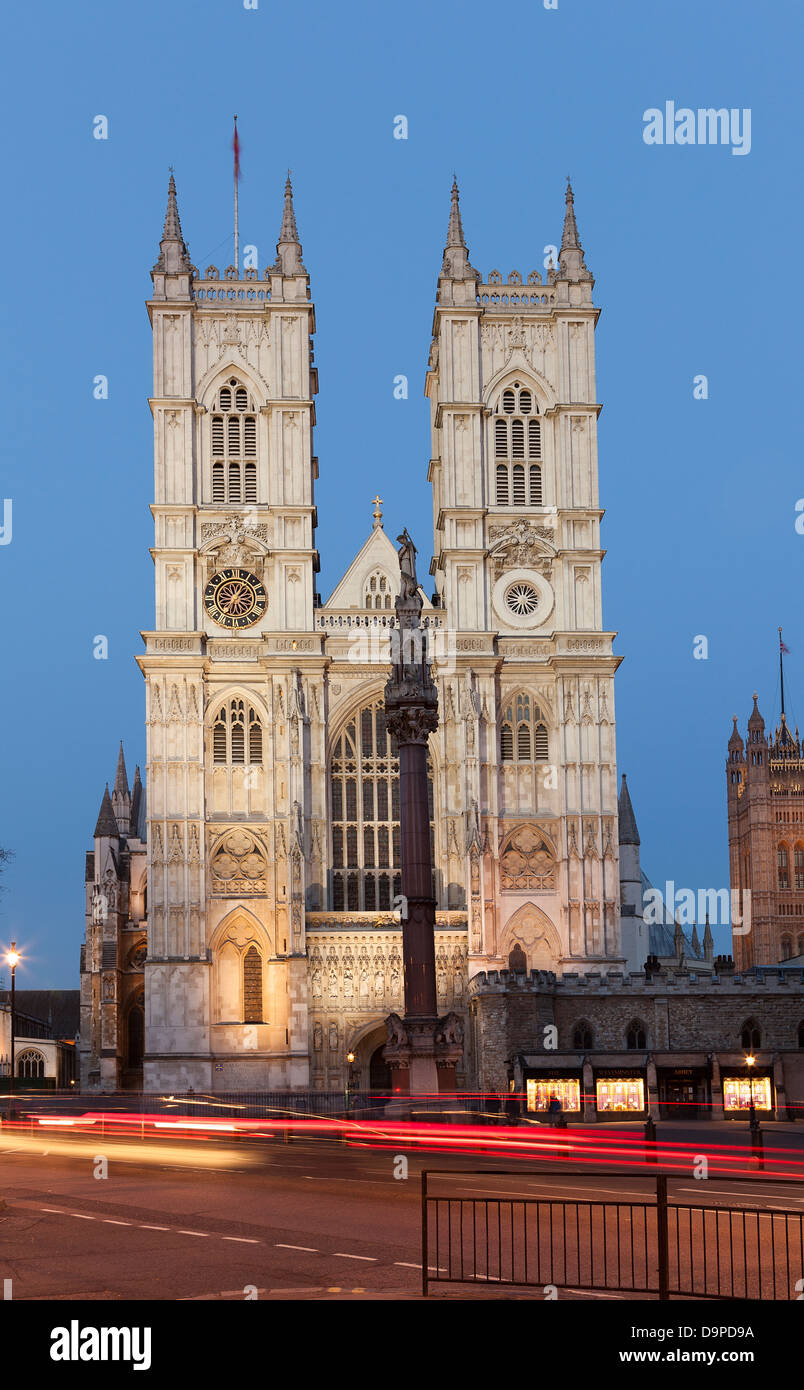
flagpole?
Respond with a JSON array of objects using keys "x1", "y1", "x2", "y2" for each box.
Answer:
[
  {"x1": 779, "y1": 626, "x2": 786, "y2": 718},
  {"x1": 233, "y1": 114, "x2": 240, "y2": 273}
]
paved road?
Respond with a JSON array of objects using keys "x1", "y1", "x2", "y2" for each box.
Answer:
[{"x1": 1, "y1": 1130, "x2": 803, "y2": 1300}]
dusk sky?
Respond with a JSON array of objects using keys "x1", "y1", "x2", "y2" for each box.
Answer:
[{"x1": 1, "y1": 0, "x2": 801, "y2": 986}]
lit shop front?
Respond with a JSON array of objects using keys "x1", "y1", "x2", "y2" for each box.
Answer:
[
  {"x1": 722, "y1": 1074, "x2": 773, "y2": 1113},
  {"x1": 594, "y1": 1073, "x2": 646, "y2": 1114},
  {"x1": 525, "y1": 1077, "x2": 582, "y2": 1113}
]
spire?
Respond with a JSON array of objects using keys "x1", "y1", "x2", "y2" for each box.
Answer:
[
  {"x1": 94, "y1": 785, "x2": 119, "y2": 839},
  {"x1": 113, "y1": 742, "x2": 129, "y2": 798},
  {"x1": 130, "y1": 766, "x2": 143, "y2": 841},
  {"x1": 371, "y1": 495, "x2": 383, "y2": 530},
  {"x1": 446, "y1": 175, "x2": 466, "y2": 248},
  {"x1": 703, "y1": 914, "x2": 714, "y2": 962},
  {"x1": 618, "y1": 774, "x2": 640, "y2": 847},
  {"x1": 440, "y1": 177, "x2": 476, "y2": 281},
  {"x1": 558, "y1": 177, "x2": 592, "y2": 282},
  {"x1": 673, "y1": 917, "x2": 685, "y2": 962},
  {"x1": 111, "y1": 741, "x2": 131, "y2": 835},
  {"x1": 747, "y1": 692, "x2": 765, "y2": 732},
  {"x1": 728, "y1": 714, "x2": 744, "y2": 754},
  {"x1": 153, "y1": 171, "x2": 192, "y2": 275},
  {"x1": 273, "y1": 172, "x2": 305, "y2": 275},
  {"x1": 691, "y1": 922, "x2": 701, "y2": 957}
]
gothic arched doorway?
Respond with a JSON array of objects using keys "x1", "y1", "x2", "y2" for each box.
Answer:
[
  {"x1": 124, "y1": 995, "x2": 145, "y2": 1088},
  {"x1": 369, "y1": 1043, "x2": 392, "y2": 1095}
]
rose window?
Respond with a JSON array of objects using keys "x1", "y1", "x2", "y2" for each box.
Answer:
[{"x1": 505, "y1": 581, "x2": 539, "y2": 616}]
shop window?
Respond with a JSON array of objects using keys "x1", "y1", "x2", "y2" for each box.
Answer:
[
  {"x1": 526, "y1": 1078, "x2": 581, "y2": 1113},
  {"x1": 596, "y1": 1079, "x2": 645, "y2": 1112},
  {"x1": 723, "y1": 1076, "x2": 772, "y2": 1111}
]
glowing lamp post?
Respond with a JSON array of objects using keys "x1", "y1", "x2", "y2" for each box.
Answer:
[{"x1": 5, "y1": 943, "x2": 19, "y2": 1097}]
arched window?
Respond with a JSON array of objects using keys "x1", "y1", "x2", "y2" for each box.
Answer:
[
  {"x1": 500, "y1": 693, "x2": 549, "y2": 763},
  {"x1": 794, "y1": 845, "x2": 804, "y2": 890},
  {"x1": 243, "y1": 945, "x2": 263, "y2": 1022},
  {"x1": 781, "y1": 935, "x2": 793, "y2": 960},
  {"x1": 210, "y1": 377, "x2": 258, "y2": 504},
  {"x1": 493, "y1": 382, "x2": 542, "y2": 506},
  {"x1": 17, "y1": 1049, "x2": 45, "y2": 1079},
  {"x1": 212, "y1": 699, "x2": 264, "y2": 765},
  {"x1": 741, "y1": 1020, "x2": 761, "y2": 1049},
  {"x1": 330, "y1": 700, "x2": 434, "y2": 911},
  {"x1": 626, "y1": 1020, "x2": 647, "y2": 1050},
  {"x1": 364, "y1": 570, "x2": 393, "y2": 610},
  {"x1": 778, "y1": 844, "x2": 790, "y2": 890},
  {"x1": 573, "y1": 1022, "x2": 594, "y2": 1050}
]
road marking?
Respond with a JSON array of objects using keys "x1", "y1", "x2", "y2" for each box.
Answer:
[
  {"x1": 103, "y1": 1220, "x2": 131, "y2": 1226},
  {"x1": 176, "y1": 1230, "x2": 210, "y2": 1237},
  {"x1": 140, "y1": 1225, "x2": 170, "y2": 1231},
  {"x1": 69, "y1": 1214, "x2": 96, "y2": 1220},
  {"x1": 222, "y1": 1236, "x2": 261, "y2": 1244},
  {"x1": 395, "y1": 1261, "x2": 422, "y2": 1269},
  {"x1": 276, "y1": 1243, "x2": 318, "y2": 1252},
  {"x1": 332, "y1": 1252, "x2": 376, "y2": 1262},
  {"x1": 40, "y1": 1208, "x2": 65, "y2": 1214}
]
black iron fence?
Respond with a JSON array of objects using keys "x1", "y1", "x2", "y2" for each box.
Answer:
[{"x1": 422, "y1": 1170, "x2": 804, "y2": 1299}]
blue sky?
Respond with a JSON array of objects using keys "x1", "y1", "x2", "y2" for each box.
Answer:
[{"x1": 1, "y1": 0, "x2": 801, "y2": 986}]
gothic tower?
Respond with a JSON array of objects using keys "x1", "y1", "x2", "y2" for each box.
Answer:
[
  {"x1": 427, "y1": 178, "x2": 623, "y2": 976},
  {"x1": 727, "y1": 693, "x2": 804, "y2": 968},
  {"x1": 137, "y1": 174, "x2": 320, "y2": 1089}
]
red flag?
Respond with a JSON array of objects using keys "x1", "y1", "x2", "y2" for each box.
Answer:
[
  {"x1": 781, "y1": 638, "x2": 791, "y2": 654},
  {"x1": 233, "y1": 117, "x2": 240, "y2": 182}
]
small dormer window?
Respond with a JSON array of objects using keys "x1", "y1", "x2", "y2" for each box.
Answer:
[{"x1": 364, "y1": 570, "x2": 393, "y2": 609}]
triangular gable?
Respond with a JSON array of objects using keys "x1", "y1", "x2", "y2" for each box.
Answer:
[{"x1": 323, "y1": 527, "x2": 431, "y2": 610}]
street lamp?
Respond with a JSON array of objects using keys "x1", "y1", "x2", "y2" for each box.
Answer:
[{"x1": 5, "y1": 943, "x2": 19, "y2": 1098}]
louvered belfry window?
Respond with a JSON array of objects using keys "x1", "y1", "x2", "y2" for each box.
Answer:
[
  {"x1": 212, "y1": 699, "x2": 264, "y2": 765},
  {"x1": 211, "y1": 377, "x2": 258, "y2": 504},
  {"x1": 500, "y1": 693, "x2": 549, "y2": 764},
  {"x1": 330, "y1": 700, "x2": 434, "y2": 911},
  {"x1": 493, "y1": 383, "x2": 543, "y2": 506}
]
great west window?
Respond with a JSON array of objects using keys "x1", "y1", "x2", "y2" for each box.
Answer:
[{"x1": 330, "y1": 700, "x2": 434, "y2": 911}]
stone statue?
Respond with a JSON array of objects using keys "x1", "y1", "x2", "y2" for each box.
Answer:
[
  {"x1": 396, "y1": 528, "x2": 419, "y2": 604},
  {"x1": 386, "y1": 1012, "x2": 407, "y2": 1047}
]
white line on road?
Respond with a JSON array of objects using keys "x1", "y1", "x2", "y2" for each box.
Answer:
[
  {"x1": 276, "y1": 1244, "x2": 318, "y2": 1252},
  {"x1": 395, "y1": 1262, "x2": 422, "y2": 1269},
  {"x1": 176, "y1": 1230, "x2": 210, "y2": 1237},
  {"x1": 103, "y1": 1220, "x2": 131, "y2": 1226},
  {"x1": 140, "y1": 1225, "x2": 170, "y2": 1231},
  {"x1": 332, "y1": 1252, "x2": 377, "y2": 1261},
  {"x1": 222, "y1": 1236, "x2": 262, "y2": 1244},
  {"x1": 69, "y1": 1214, "x2": 96, "y2": 1220}
]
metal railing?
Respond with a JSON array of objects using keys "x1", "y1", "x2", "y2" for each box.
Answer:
[{"x1": 422, "y1": 1170, "x2": 804, "y2": 1299}]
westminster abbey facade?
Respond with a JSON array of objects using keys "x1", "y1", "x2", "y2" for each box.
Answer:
[{"x1": 80, "y1": 170, "x2": 633, "y2": 1093}]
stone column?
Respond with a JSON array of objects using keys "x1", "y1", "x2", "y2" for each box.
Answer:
[{"x1": 383, "y1": 529, "x2": 463, "y2": 1095}]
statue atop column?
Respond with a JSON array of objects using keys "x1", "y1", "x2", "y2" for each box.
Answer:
[{"x1": 382, "y1": 528, "x2": 463, "y2": 1098}]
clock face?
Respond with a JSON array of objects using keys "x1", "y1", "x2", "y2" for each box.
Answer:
[{"x1": 204, "y1": 568, "x2": 267, "y2": 629}]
